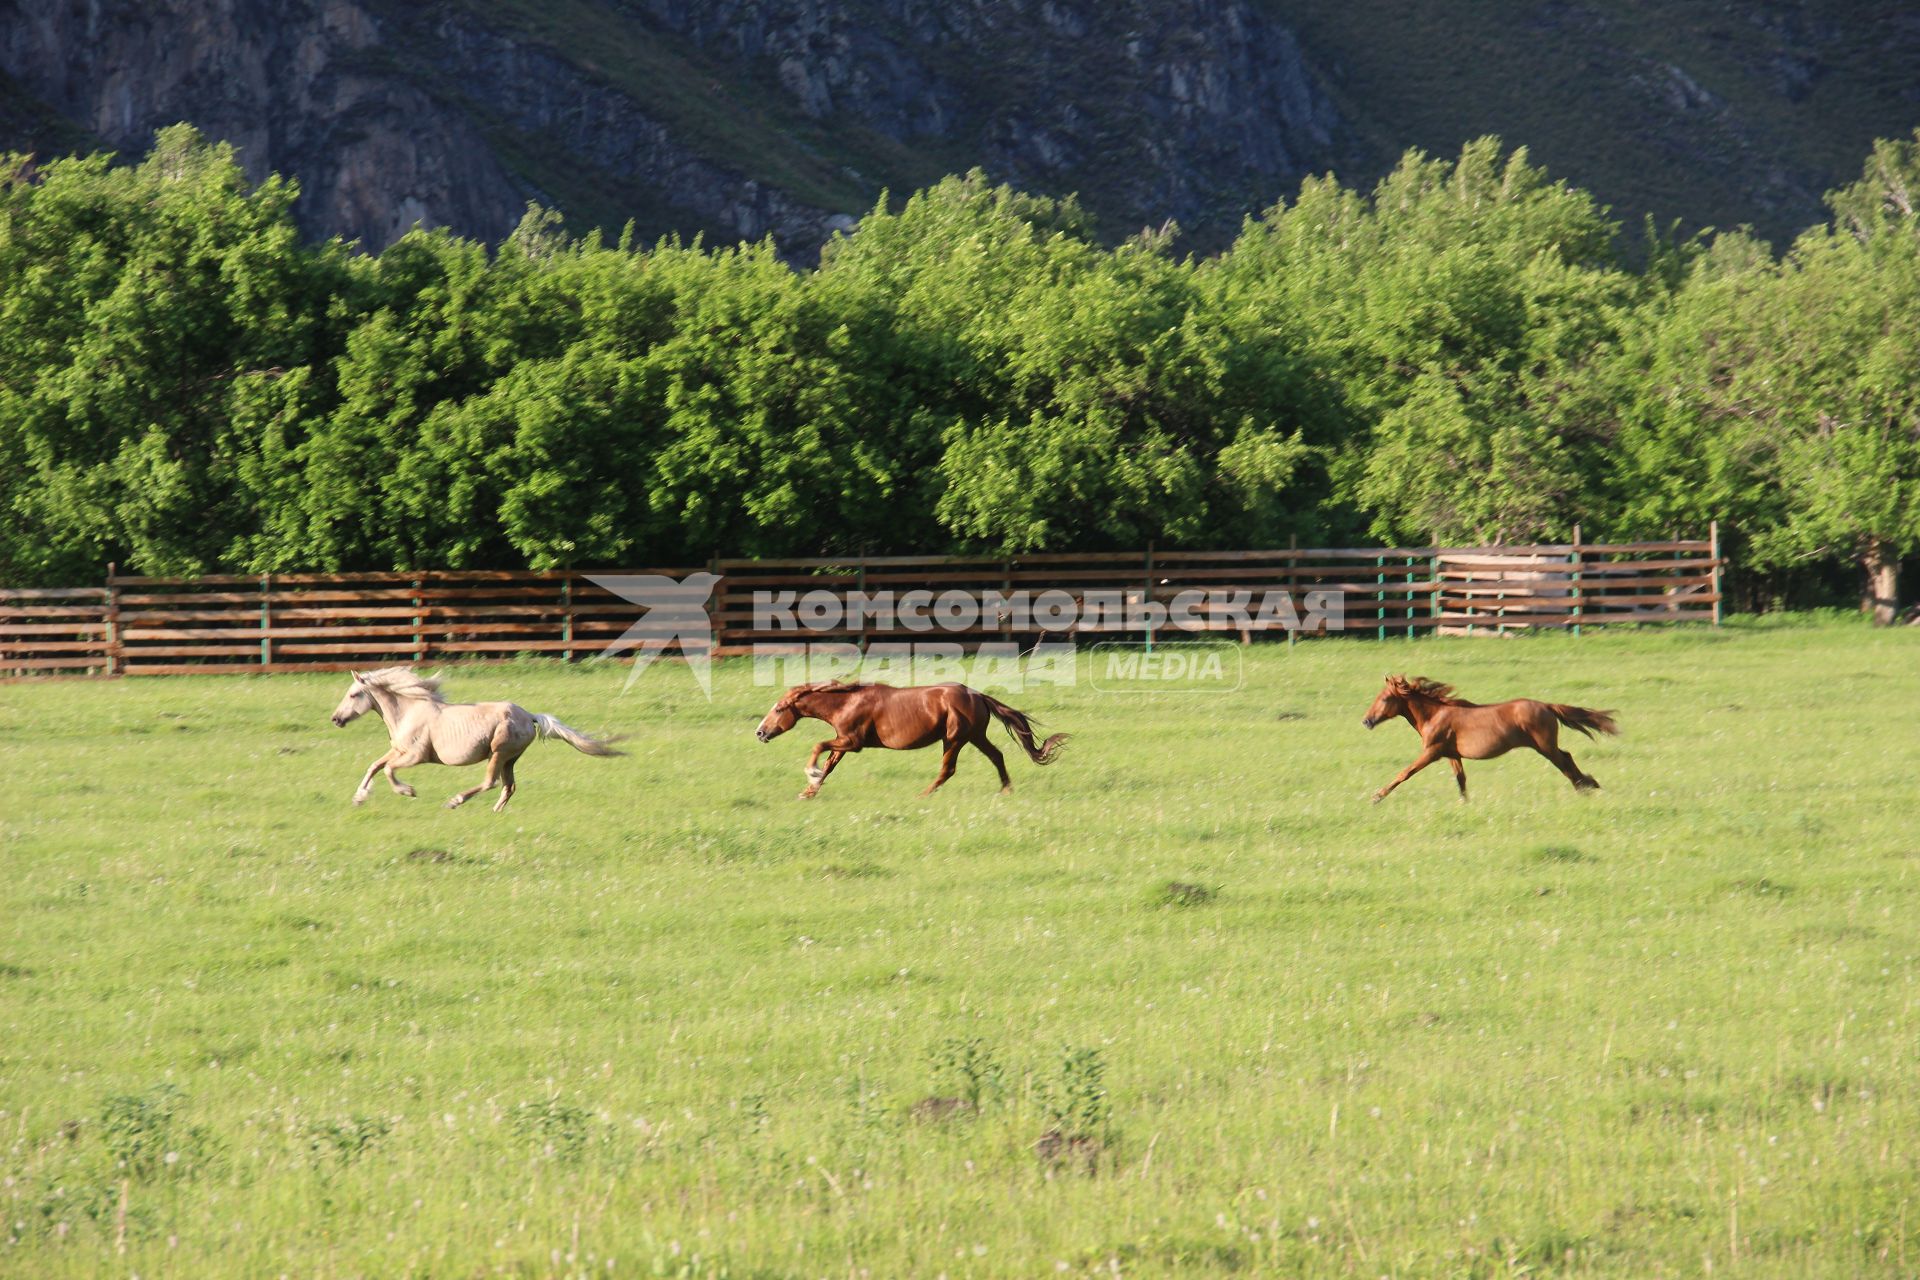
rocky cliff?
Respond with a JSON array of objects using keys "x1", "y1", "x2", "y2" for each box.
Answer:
[
  {"x1": 1, "y1": 0, "x2": 1915, "y2": 256},
  {"x1": 0, "y1": 0, "x2": 1347, "y2": 255}
]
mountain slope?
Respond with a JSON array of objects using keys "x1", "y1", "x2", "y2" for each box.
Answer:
[
  {"x1": 1, "y1": 0, "x2": 1915, "y2": 254},
  {"x1": 1272, "y1": 0, "x2": 1920, "y2": 248}
]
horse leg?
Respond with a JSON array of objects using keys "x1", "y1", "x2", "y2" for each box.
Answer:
[
  {"x1": 800, "y1": 749, "x2": 847, "y2": 799},
  {"x1": 491, "y1": 756, "x2": 519, "y2": 813},
  {"x1": 1541, "y1": 746, "x2": 1599, "y2": 791},
  {"x1": 921, "y1": 738, "x2": 964, "y2": 796},
  {"x1": 1374, "y1": 745, "x2": 1445, "y2": 804},
  {"x1": 445, "y1": 755, "x2": 500, "y2": 810},
  {"x1": 972, "y1": 732, "x2": 1011, "y2": 794},
  {"x1": 1449, "y1": 757, "x2": 1467, "y2": 802},
  {"x1": 384, "y1": 760, "x2": 416, "y2": 798},
  {"x1": 353, "y1": 752, "x2": 392, "y2": 806},
  {"x1": 801, "y1": 739, "x2": 834, "y2": 794}
]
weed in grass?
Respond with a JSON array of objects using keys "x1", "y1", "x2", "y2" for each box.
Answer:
[
  {"x1": 814, "y1": 860, "x2": 890, "y2": 880},
  {"x1": 306, "y1": 1115, "x2": 392, "y2": 1169},
  {"x1": 1036, "y1": 1045, "x2": 1112, "y2": 1172},
  {"x1": 1531, "y1": 844, "x2": 1593, "y2": 864},
  {"x1": 509, "y1": 1099, "x2": 596, "y2": 1161},
  {"x1": 1151, "y1": 879, "x2": 1219, "y2": 907},
  {"x1": 98, "y1": 1085, "x2": 212, "y2": 1180},
  {"x1": 928, "y1": 1037, "x2": 1004, "y2": 1114},
  {"x1": 1727, "y1": 876, "x2": 1795, "y2": 897},
  {"x1": 908, "y1": 1095, "x2": 974, "y2": 1122}
]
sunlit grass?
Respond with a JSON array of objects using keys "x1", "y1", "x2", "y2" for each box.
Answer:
[{"x1": 2, "y1": 616, "x2": 1917, "y2": 1276}]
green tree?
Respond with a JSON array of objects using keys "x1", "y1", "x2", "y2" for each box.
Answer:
[
  {"x1": 0, "y1": 126, "x2": 342, "y2": 581},
  {"x1": 1215, "y1": 139, "x2": 1632, "y2": 546},
  {"x1": 1609, "y1": 132, "x2": 1920, "y2": 621}
]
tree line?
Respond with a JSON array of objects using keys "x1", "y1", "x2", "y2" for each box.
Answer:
[{"x1": 2, "y1": 126, "x2": 1916, "y2": 618}]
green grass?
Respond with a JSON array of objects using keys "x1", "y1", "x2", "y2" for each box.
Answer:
[{"x1": 3, "y1": 617, "x2": 1918, "y2": 1276}]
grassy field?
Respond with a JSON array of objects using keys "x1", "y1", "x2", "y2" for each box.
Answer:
[{"x1": 2, "y1": 617, "x2": 1918, "y2": 1277}]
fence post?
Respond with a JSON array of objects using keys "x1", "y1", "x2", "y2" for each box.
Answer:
[
  {"x1": 412, "y1": 575, "x2": 425, "y2": 665},
  {"x1": 1405, "y1": 555, "x2": 1416, "y2": 640},
  {"x1": 856, "y1": 557, "x2": 869, "y2": 653},
  {"x1": 1143, "y1": 542, "x2": 1155, "y2": 653},
  {"x1": 1429, "y1": 551, "x2": 1440, "y2": 634},
  {"x1": 259, "y1": 572, "x2": 272, "y2": 667},
  {"x1": 561, "y1": 574, "x2": 573, "y2": 663},
  {"x1": 1709, "y1": 520, "x2": 1723, "y2": 627},
  {"x1": 105, "y1": 563, "x2": 123, "y2": 677},
  {"x1": 1375, "y1": 554, "x2": 1386, "y2": 641},
  {"x1": 1570, "y1": 524, "x2": 1583, "y2": 638},
  {"x1": 1001, "y1": 558, "x2": 1013, "y2": 645},
  {"x1": 1286, "y1": 534, "x2": 1297, "y2": 649}
]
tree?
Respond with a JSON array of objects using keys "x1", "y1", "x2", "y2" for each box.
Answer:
[
  {"x1": 0, "y1": 126, "x2": 341, "y2": 580},
  {"x1": 1212, "y1": 139, "x2": 1633, "y2": 546},
  {"x1": 1609, "y1": 133, "x2": 1920, "y2": 622}
]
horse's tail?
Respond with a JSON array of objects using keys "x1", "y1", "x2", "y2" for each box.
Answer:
[
  {"x1": 533, "y1": 713, "x2": 626, "y2": 756},
  {"x1": 983, "y1": 696, "x2": 1069, "y2": 765},
  {"x1": 1548, "y1": 704, "x2": 1620, "y2": 739}
]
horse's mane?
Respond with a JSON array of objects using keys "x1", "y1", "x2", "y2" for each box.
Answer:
[
  {"x1": 357, "y1": 666, "x2": 447, "y2": 702},
  {"x1": 783, "y1": 679, "x2": 868, "y2": 704},
  {"x1": 1395, "y1": 675, "x2": 1475, "y2": 706}
]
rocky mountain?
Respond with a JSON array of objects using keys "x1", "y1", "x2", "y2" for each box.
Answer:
[{"x1": 1, "y1": 0, "x2": 1915, "y2": 256}]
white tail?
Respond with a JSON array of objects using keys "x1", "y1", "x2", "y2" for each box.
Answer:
[{"x1": 533, "y1": 713, "x2": 625, "y2": 756}]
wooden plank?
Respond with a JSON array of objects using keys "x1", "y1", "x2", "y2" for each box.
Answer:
[
  {"x1": 1444, "y1": 591, "x2": 1721, "y2": 610},
  {"x1": 0, "y1": 606, "x2": 112, "y2": 620},
  {"x1": 122, "y1": 625, "x2": 414, "y2": 641},
  {"x1": 1, "y1": 644, "x2": 113, "y2": 658},
  {"x1": 1569, "y1": 557, "x2": 1723, "y2": 573},
  {"x1": 0, "y1": 621, "x2": 112, "y2": 636},
  {"x1": 119, "y1": 644, "x2": 276, "y2": 657},
  {"x1": 1436, "y1": 609, "x2": 1712, "y2": 627},
  {"x1": 428, "y1": 638, "x2": 706, "y2": 654},
  {"x1": 0, "y1": 656, "x2": 114, "y2": 669},
  {"x1": 1577, "y1": 541, "x2": 1712, "y2": 554},
  {"x1": 0, "y1": 587, "x2": 110, "y2": 601},
  {"x1": 1545, "y1": 574, "x2": 1714, "y2": 591},
  {"x1": 716, "y1": 555, "x2": 1008, "y2": 571}
]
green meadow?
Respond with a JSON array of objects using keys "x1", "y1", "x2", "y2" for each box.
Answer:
[{"x1": 2, "y1": 618, "x2": 1918, "y2": 1277}]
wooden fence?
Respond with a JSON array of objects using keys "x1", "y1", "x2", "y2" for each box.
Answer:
[{"x1": 0, "y1": 530, "x2": 1721, "y2": 679}]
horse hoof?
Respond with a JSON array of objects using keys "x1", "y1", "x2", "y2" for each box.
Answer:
[
  {"x1": 397, "y1": 787, "x2": 416, "y2": 799},
  {"x1": 353, "y1": 793, "x2": 369, "y2": 806},
  {"x1": 1371, "y1": 792, "x2": 1386, "y2": 805},
  {"x1": 444, "y1": 797, "x2": 464, "y2": 810}
]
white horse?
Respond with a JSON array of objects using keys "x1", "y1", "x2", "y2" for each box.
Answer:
[{"x1": 329, "y1": 667, "x2": 622, "y2": 811}]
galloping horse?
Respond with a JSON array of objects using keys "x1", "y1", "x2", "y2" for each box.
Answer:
[
  {"x1": 1362, "y1": 674, "x2": 1618, "y2": 802},
  {"x1": 329, "y1": 667, "x2": 622, "y2": 811},
  {"x1": 755, "y1": 681, "x2": 1069, "y2": 798}
]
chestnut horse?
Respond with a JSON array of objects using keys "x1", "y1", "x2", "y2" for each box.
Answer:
[
  {"x1": 1362, "y1": 674, "x2": 1618, "y2": 802},
  {"x1": 754, "y1": 681, "x2": 1069, "y2": 798}
]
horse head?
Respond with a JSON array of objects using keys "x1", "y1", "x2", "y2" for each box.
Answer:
[
  {"x1": 1362, "y1": 674, "x2": 1415, "y2": 729},
  {"x1": 756, "y1": 681, "x2": 858, "y2": 741},
  {"x1": 330, "y1": 671, "x2": 376, "y2": 727},
  {"x1": 755, "y1": 691, "x2": 801, "y2": 742}
]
